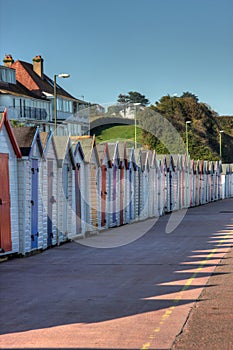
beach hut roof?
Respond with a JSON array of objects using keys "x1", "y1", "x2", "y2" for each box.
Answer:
[
  {"x1": 72, "y1": 135, "x2": 99, "y2": 165},
  {"x1": 12, "y1": 126, "x2": 44, "y2": 158},
  {"x1": 126, "y1": 147, "x2": 137, "y2": 170},
  {"x1": 108, "y1": 142, "x2": 117, "y2": 160},
  {"x1": 97, "y1": 143, "x2": 112, "y2": 167},
  {"x1": 40, "y1": 131, "x2": 58, "y2": 161},
  {"x1": 53, "y1": 135, "x2": 75, "y2": 169},
  {"x1": 118, "y1": 141, "x2": 128, "y2": 168},
  {"x1": 40, "y1": 131, "x2": 49, "y2": 149},
  {"x1": 0, "y1": 110, "x2": 22, "y2": 158}
]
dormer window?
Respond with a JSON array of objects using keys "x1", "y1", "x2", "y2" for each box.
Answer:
[{"x1": 0, "y1": 66, "x2": 16, "y2": 84}]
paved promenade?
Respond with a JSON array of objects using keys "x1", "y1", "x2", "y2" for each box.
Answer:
[{"x1": 0, "y1": 198, "x2": 233, "y2": 350}]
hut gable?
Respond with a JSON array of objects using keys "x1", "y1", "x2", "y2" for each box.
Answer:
[
  {"x1": 126, "y1": 147, "x2": 137, "y2": 170},
  {"x1": 77, "y1": 136, "x2": 99, "y2": 166},
  {"x1": 53, "y1": 136, "x2": 75, "y2": 169},
  {"x1": 108, "y1": 142, "x2": 119, "y2": 167},
  {"x1": 40, "y1": 131, "x2": 58, "y2": 161},
  {"x1": 40, "y1": 131, "x2": 49, "y2": 150},
  {"x1": 118, "y1": 142, "x2": 128, "y2": 169},
  {"x1": 168, "y1": 155, "x2": 176, "y2": 172},
  {"x1": 0, "y1": 110, "x2": 21, "y2": 254},
  {"x1": 12, "y1": 126, "x2": 44, "y2": 159},
  {"x1": 134, "y1": 148, "x2": 143, "y2": 170},
  {"x1": 97, "y1": 143, "x2": 111, "y2": 167},
  {"x1": 0, "y1": 110, "x2": 22, "y2": 158},
  {"x1": 151, "y1": 150, "x2": 159, "y2": 170}
]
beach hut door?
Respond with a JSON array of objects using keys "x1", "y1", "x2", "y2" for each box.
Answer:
[
  {"x1": 31, "y1": 159, "x2": 39, "y2": 249},
  {"x1": 101, "y1": 165, "x2": 107, "y2": 226},
  {"x1": 129, "y1": 168, "x2": 133, "y2": 220},
  {"x1": 75, "y1": 166, "x2": 81, "y2": 233},
  {"x1": 47, "y1": 160, "x2": 54, "y2": 246},
  {"x1": 120, "y1": 167, "x2": 124, "y2": 225},
  {"x1": 0, "y1": 154, "x2": 12, "y2": 252}
]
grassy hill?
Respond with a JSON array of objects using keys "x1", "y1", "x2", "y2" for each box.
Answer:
[
  {"x1": 93, "y1": 124, "x2": 144, "y2": 148},
  {"x1": 91, "y1": 97, "x2": 233, "y2": 163}
]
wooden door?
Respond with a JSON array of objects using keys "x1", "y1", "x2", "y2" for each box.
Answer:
[
  {"x1": 112, "y1": 165, "x2": 117, "y2": 225},
  {"x1": 31, "y1": 159, "x2": 39, "y2": 249},
  {"x1": 101, "y1": 165, "x2": 107, "y2": 227},
  {"x1": 75, "y1": 165, "x2": 82, "y2": 233},
  {"x1": 90, "y1": 165, "x2": 98, "y2": 227},
  {"x1": 120, "y1": 166, "x2": 124, "y2": 225},
  {"x1": 47, "y1": 160, "x2": 54, "y2": 246},
  {"x1": 129, "y1": 168, "x2": 133, "y2": 220},
  {"x1": 62, "y1": 164, "x2": 69, "y2": 234},
  {"x1": 0, "y1": 154, "x2": 12, "y2": 252}
]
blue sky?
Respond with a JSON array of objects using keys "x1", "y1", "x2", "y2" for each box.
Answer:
[{"x1": 0, "y1": 0, "x2": 232, "y2": 115}]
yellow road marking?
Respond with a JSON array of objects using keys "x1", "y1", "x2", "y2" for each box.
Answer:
[{"x1": 141, "y1": 231, "x2": 232, "y2": 350}]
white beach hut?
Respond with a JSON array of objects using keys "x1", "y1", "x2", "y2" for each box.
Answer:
[
  {"x1": 13, "y1": 126, "x2": 44, "y2": 254},
  {"x1": 40, "y1": 131, "x2": 58, "y2": 247},
  {"x1": 0, "y1": 110, "x2": 22, "y2": 256},
  {"x1": 53, "y1": 136, "x2": 75, "y2": 243}
]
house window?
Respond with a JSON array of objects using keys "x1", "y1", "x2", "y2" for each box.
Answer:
[
  {"x1": 0, "y1": 66, "x2": 16, "y2": 84},
  {"x1": 57, "y1": 98, "x2": 73, "y2": 113}
]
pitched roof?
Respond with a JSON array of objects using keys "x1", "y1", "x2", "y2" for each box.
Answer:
[
  {"x1": 11, "y1": 60, "x2": 77, "y2": 100},
  {"x1": 97, "y1": 143, "x2": 111, "y2": 166},
  {"x1": 0, "y1": 79, "x2": 47, "y2": 100},
  {"x1": 40, "y1": 131, "x2": 49, "y2": 149},
  {"x1": 53, "y1": 135, "x2": 75, "y2": 168},
  {"x1": 108, "y1": 143, "x2": 117, "y2": 160},
  {"x1": 0, "y1": 110, "x2": 22, "y2": 157},
  {"x1": 78, "y1": 138, "x2": 95, "y2": 163},
  {"x1": 12, "y1": 126, "x2": 43, "y2": 157}
]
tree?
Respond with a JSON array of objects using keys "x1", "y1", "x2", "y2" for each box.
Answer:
[
  {"x1": 117, "y1": 94, "x2": 130, "y2": 104},
  {"x1": 117, "y1": 91, "x2": 149, "y2": 106},
  {"x1": 181, "y1": 91, "x2": 199, "y2": 102}
]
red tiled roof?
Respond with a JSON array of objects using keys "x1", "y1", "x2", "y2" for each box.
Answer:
[
  {"x1": 11, "y1": 60, "x2": 77, "y2": 100},
  {"x1": 0, "y1": 79, "x2": 47, "y2": 100}
]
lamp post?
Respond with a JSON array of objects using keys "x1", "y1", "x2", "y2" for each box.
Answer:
[
  {"x1": 54, "y1": 73, "x2": 70, "y2": 135},
  {"x1": 219, "y1": 130, "x2": 224, "y2": 160},
  {"x1": 185, "y1": 120, "x2": 191, "y2": 155},
  {"x1": 133, "y1": 103, "x2": 141, "y2": 149}
]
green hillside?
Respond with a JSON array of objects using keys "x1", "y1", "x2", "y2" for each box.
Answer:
[
  {"x1": 91, "y1": 94, "x2": 233, "y2": 162},
  {"x1": 94, "y1": 124, "x2": 144, "y2": 148}
]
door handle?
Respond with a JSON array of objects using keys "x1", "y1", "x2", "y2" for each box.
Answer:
[{"x1": 0, "y1": 199, "x2": 9, "y2": 205}]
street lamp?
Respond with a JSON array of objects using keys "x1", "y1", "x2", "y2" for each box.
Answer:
[
  {"x1": 54, "y1": 73, "x2": 70, "y2": 135},
  {"x1": 185, "y1": 120, "x2": 191, "y2": 155},
  {"x1": 219, "y1": 130, "x2": 224, "y2": 160},
  {"x1": 133, "y1": 103, "x2": 141, "y2": 149}
]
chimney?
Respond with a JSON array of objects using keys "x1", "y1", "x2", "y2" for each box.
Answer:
[
  {"x1": 3, "y1": 54, "x2": 14, "y2": 67},
  {"x1": 33, "y1": 55, "x2": 44, "y2": 78}
]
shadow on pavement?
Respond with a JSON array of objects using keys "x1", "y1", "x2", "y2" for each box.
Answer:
[{"x1": 0, "y1": 199, "x2": 233, "y2": 336}]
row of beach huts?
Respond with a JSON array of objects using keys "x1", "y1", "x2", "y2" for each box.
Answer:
[{"x1": 1, "y1": 109, "x2": 233, "y2": 257}]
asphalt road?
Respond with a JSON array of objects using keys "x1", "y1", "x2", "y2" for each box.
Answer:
[{"x1": 0, "y1": 198, "x2": 233, "y2": 350}]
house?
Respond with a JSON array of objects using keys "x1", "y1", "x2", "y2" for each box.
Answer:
[
  {"x1": 12, "y1": 126, "x2": 45, "y2": 254},
  {"x1": 2, "y1": 54, "x2": 90, "y2": 136},
  {"x1": 0, "y1": 110, "x2": 21, "y2": 256},
  {"x1": 0, "y1": 62, "x2": 51, "y2": 126}
]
